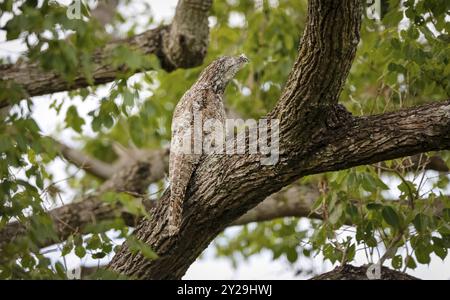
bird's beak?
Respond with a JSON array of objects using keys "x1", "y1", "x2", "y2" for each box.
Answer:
[{"x1": 239, "y1": 54, "x2": 249, "y2": 64}]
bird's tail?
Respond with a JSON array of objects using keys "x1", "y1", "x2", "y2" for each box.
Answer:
[{"x1": 168, "y1": 194, "x2": 183, "y2": 236}]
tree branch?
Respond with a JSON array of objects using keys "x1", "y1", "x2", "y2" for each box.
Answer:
[
  {"x1": 56, "y1": 140, "x2": 114, "y2": 180},
  {"x1": 303, "y1": 100, "x2": 450, "y2": 176},
  {"x1": 0, "y1": 0, "x2": 212, "y2": 108},
  {"x1": 232, "y1": 184, "x2": 320, "y2": 225}
]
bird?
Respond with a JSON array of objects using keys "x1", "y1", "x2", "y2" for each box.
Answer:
[{"x1": 168, "y1": 54, "x2": 249, "y2": 236}]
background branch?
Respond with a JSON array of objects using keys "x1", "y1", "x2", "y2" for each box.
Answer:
[{"x1": 56, "y1": 140, "x2": 114, "y2": 180}]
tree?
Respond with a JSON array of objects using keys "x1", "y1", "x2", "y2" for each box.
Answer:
[{"x1": 0, "y1": 0, "x2": 449, "y2": 280}]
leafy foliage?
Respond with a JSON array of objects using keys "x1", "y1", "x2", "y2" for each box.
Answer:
[{"x1": 0, "y1": 0, "x2": 449, "y2": 279}]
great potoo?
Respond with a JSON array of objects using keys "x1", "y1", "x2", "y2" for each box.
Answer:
[{"x1": 168, "y1": 54, "x2": 249, "y2": 235}]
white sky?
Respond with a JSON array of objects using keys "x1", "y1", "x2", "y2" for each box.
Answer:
[{"x1": 1, "y1": 0, "x2": 449, "y2": 280}]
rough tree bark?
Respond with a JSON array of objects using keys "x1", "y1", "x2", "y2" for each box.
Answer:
[
  {"x1": 0, "y1": 0, "x2": 212, "y2": 109},
  {"x1": 3, "y1": 127, "x2": 447, "y2": 251},
  {"x1": 3, "y1": 147, "x2": 446, "y2": 251},
  {"x1": 106, "y1": 0, "x2": 450, "y2": 279},
  {"x1": 0, "y1": 160, "x2": 321, "y2": 250},
  {"x1": 107, "y1": 0, "x2": 360, "y2": 278}
]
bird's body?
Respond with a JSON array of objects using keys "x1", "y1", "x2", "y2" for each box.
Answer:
[{"x1": 168, "y1": 55, "x2": 249, "y2": 235}]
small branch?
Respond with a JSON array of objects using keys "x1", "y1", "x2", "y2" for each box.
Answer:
[
  {"x1": 56, "y1": 140, "x2": 114, "y2": 180},
  {"x1": 232, "y1": 184, "x2": 320, "y2": 225}
]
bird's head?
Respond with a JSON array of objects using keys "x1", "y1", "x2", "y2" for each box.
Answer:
[
  {"x1": 218, "y1": 54, "x2": 250, "y2": 82},
  {"x1": 197, "y1": 54, "x2": 249, "y2": 94}
]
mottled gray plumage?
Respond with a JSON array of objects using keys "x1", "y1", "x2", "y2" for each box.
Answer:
[{"x1": 168, "y1": 54, "x2": 249, "y2": 235}]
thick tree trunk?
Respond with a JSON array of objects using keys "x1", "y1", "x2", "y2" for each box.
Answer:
[{"x1": 108, "y1": 0, "x2": 364, "y2": 279}]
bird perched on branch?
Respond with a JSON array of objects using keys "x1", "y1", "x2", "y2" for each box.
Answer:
[{"x1": 168, "y1": 54, "x2": 249, "y2": 236}]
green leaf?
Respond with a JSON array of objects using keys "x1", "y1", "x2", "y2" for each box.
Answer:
[
  {"x1": 390, "y1": 38, "x2": 402, "y2": 50},
  {"x1": 86, "y1": 234, "x2": 101, "y2": 250},
  {"x1": 62, "y1": 237, "x2": 74, "y2": 256},
  {"x1": 27, "y1": 149, "x2": 36, "y2": 165},
  {"x1": 360, "y1": 173, "x2": 389, "y2": 192},
  {"x1": 75, "y1": 245, "x2": 86, "y2": 258},
  {"x1": 103, "y1": 114, "x2": 114, "y2": 129},
  {"x1": 391, "y1": 255, "x2": 403, "y2": 269},
  {"x1": 323, "y1": 244, "x2": 337, "y2": 263},
  {"x1": 442, "y1": 208, "x2": 450, "y2": 223},
  {"x1": 405, "y1": 255, "x2": 417, "y2": 269},
  {"x1": 92, "y1": 252, "x2": 107, "y2": 259},
  {"x1": 35, "y1": 173, "x2": 44, "y2": 189},
  {"x1": 311, "y1": 225, "x2": 327, "y2": 246},
  {"x1": 434, "y1": 245, "x2": 447, "y2": 260},
  {"x1": 54, "y1": 262, "x2": 67, "y2": 279},
  {"x1": 123, "y1": 89, "x2": 135, "y2": 108},
  {"x1": 415, "y1": 245, "x2": 431, "y2": 264},
  {"x1": 397, "y1": 180, "x2": 416, "y2": 198},
  {"x1": 286, "y1": 248, "x2": 298, "y2": 263},
  {"x1": 65, "y1": 105, "x2": 85, "y2": 133},
  {"x1": 361, "y1": 173, "x2": 378, "y2": 193},
  {"x1": 0, "y1": 136, "x2": 13, "y2": 152},
  {"x1": 347, "y1": 171, "x2": 359, "y2": 188},
  {"x1": 367, "y1": 203, "x2": 383, "y2": 210},
  {"x1": 388, "y1": 62, "x2": 406, "y2": 74},
  {"x1": 84, "y1": 219, "x2": 126, "y2": 234},
  {"x1": 346, "y1": 203, "x2": 359, "y2": 222},
  {"x1": 328, "y1": 203, "x2": 344, "y2": 225},
  {"x1": 146, "y1": 54, "x2": 161, "y2": 70},
  {"x1": 91, "y1": 115, "x2": 102, "y2": 132},
  {"x1": 433, "y1": 240, "x2": 448, "y2": 260},
  {"x1": 127, "y1": 236, "x2": 158, "y2": 260},
  {"x1": 366, "y1": 236, "x2": 378, "y2": 247},
  {"x1": 128, "y1": 116, "x2": 145, "y2": 147},
  {"x1": 311, "y1": 195, "x2": 324, "y2": 212},
  {"x1": 382, "y1": 206, "x2": 401, "y2": 229},
  {"x1": 413, "y1": 213, "x2": 429, "y2": 233},
  {"x1": 346, "y1": 243, "x2": 356, "y2": 262}
]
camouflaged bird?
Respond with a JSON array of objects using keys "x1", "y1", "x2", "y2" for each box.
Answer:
[{"x1": 168, "y1": 54, "x2": 249, "y2": 235}]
